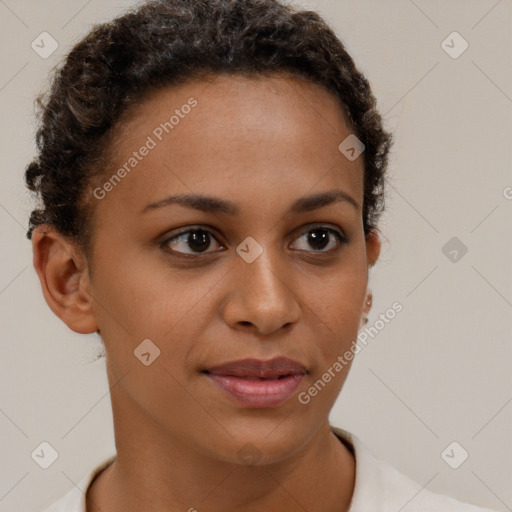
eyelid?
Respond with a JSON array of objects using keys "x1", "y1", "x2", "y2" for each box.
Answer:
[
  {"x1": 293, "y1": 222, "x2": 347, "y2": 240},
  {"x1": 159, "y1": 225, "x2": 224, "y2": 251},
  {"x1": 290, "y1": 223, "x2": 348, "y2": 251}
]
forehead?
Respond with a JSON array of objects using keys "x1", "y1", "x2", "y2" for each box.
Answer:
[{"x1": 92, "y1": 73, "x2": 364, "y2": 220}]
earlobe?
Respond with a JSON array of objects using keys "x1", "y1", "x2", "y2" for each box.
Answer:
[
  {"x1": 360, "y1": 290, "x2": 373, "y2": 324},
  {"x1": 31, "y1": 225, "x2": 99, "y2": 334}
]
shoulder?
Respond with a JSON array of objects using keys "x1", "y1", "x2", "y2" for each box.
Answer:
[
  {"x1": 331, "y1": 426, "x2": 498, "y2": 512},
  {"x1": 41, "y1": 455, "x2": 116, "y2": 512}
]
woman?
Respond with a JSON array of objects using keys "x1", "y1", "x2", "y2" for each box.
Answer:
[{"x1": 26, "y1": 0, "x2": 498, "y2": 510}]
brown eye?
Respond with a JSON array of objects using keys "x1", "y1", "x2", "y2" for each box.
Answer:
[
  {"x1": 291, "y1": 226, "x2": 347, "y2": 253},
  {"x1": 162, "y1": 228, "x2": 223, "y2": 255}
]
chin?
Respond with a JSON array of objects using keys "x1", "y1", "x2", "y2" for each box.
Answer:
[{"x1": 198, "y1": 414, "x2": 315, "y2": 466}]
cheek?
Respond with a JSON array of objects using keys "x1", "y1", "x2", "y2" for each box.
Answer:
[
  {"x1": 88, "y1": 247, "x2": 162, "y2": 352},
  {"x1": 314, "y1": 257, "x2": 367, "y2": 342},
  {"x1": 300, "y1": 271, "x2": 366, "y2": 410},
  {"x1": 90, "y1": 246, "x2": 215, "y2": 364}
]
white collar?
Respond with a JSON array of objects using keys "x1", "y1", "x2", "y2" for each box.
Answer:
[{"x1": 42, "y1": 426, "x2": 495, "y2": 512}]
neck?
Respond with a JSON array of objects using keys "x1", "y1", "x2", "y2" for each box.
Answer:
[{"x1": 86, "y1": 373, "x2": 355, "y2": 512}]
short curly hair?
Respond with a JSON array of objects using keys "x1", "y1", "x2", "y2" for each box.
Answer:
[{"x1": 25, "y1": 0, "x2": 392, "y2": 256}]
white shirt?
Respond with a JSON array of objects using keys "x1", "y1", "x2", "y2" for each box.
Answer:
[{"x1": 41, "y1": 426, "x2": 498, "y2": 512}]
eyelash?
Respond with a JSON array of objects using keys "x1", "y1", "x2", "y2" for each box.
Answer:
[{"x1": 159, "y1": 224, "x2": 349, "y2": 258}]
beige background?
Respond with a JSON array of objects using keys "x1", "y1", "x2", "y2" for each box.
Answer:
[{"x1": 1, "y1": 0, "x2": 510, "y2": 510}]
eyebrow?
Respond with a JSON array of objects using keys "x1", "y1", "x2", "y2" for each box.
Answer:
[{"x1": 141, "y1": 189, "x2": 360, "y2": 215}]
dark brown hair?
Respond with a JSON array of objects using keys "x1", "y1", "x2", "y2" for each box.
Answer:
[{"x1": 25, "y1": 0, "x2": 392, "y2": 256}]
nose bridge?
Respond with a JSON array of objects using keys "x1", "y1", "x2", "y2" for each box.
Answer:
[
  {"x1": 225, "y1": 238, "x2": 301, "y2": 334},
  {"x1": 243, "y1": 246, "x2": 286, "y2": 300}
]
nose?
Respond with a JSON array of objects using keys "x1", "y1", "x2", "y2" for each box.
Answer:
[{"x1": 221, "y1": 248, "x2": 301, "y2": 336}]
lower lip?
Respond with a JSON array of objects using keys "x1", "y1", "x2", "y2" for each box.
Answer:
[{"x1": 206, "y1": 373, "x2": 304, "y2": 408}]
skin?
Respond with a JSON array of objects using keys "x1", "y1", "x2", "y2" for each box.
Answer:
[{"x1": 32, "y1": 73, "x2": 380, "y2": 512}]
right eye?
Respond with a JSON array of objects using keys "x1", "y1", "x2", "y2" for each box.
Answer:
[{"x1": 160, "y1": 227, "x2": 224, "y2": 256}]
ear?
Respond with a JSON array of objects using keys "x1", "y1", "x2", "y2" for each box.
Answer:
[
  {"x1": 360, "y1": 229, "x2": 381, "y2": 322},
  {"x1": 31, "y1": 225, "x2": 99, "y2": 334},
  {"x1": 365, "y1": 228, "x2": 381, "y2": 269}
]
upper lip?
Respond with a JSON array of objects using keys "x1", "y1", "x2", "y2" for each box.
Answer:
[{"x1": 204, "y1": 357, "x2": 307, "y2": 378}]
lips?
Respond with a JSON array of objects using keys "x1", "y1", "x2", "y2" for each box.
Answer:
[
  {"x1": 205, "y1": 357, "x2": 307, "y2": 378},
  {"x1": 203, "y1": 357, "x2": 307, "y2": 408}
]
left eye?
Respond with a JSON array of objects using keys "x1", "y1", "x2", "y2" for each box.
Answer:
[{"x1": 291, "y1": 226, "x2": 347, "y2": 253}]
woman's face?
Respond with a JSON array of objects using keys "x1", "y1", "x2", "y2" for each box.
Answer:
[{"x1": 85, "y1": 73, "x2": 380, "y2": 464}]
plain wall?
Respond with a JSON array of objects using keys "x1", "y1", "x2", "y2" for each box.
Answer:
[{"x1": 1, "y1": 0, "x2": 510, "y2": 510}]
